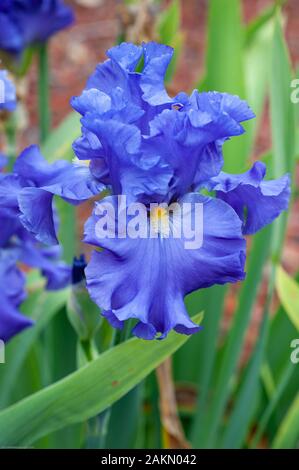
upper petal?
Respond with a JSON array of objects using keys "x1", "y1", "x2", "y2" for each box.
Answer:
[
  {"x1": 139, "y1": 42, "x2": 174, "y2": 106},
  {"x1": 81, "y1": 117, "x2": 173, "y2": 203}
]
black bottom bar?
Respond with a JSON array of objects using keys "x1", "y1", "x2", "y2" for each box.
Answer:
[{"x1": 0, "y1": 448, "x2": 297, "y2": 466}]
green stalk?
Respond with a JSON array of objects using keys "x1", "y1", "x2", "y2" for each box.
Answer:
[
  {"x1": 5, "y1": 113, "x2": 17, "y2": 171},
  {"x1": 201, "y1": 225, "x2": 272, "y2": 448},
  {"x1": 250, "y1": 360, "x2": 295, "y2": 448},
  {"x1": 220, "y1": 263, "x2": 277, "y2": 449},
  {"x1": 38, "y1": 43, "x2": 51, "y2": 143},
  {"x1": 190, "y1": 286, "x2": 227, "y2": 445}
]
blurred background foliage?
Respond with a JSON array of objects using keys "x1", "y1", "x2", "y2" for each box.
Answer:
[{"x1": 0, "y1": 0, "x2": 298, "y2": 449}]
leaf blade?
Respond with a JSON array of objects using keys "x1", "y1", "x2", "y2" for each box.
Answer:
[
  {"x1": 0, "y1": 313, "x2": 203, "y2": 447},
  {"x1": 275, "y1": 266, "x2": 299, "y2": 331}
]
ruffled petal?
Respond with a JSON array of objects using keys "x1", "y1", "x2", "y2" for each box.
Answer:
[
  {"x1": 84, "y1": 193, "x2": 245, "y2": 339},
  {"x1": 18, "y1": 188, "x2": 58, "y2": 245},
  {"x1": 71, "y1": 88, "x2": 112, "y2": 115},
  {"x1": 81, "y1": 117, "x2": 173, "y2": 203},
  {"x1": 106, "y1": 42, "x2": 143, "y2": 72},
  {"x1": 189, "y1": 90, "x2": 255, "y2": 127},
  {"x1": 14, "y1": 145, "x2": 69, "y2": 186},
  {"x1": 87, "y1": 56, "x2": 129, "y2": 97},
  {"x1": 210, "y1": 161, "x2": 290, "y2": 234},
  {"x1": 72, "y1": 128, "x2": 105, "y2": 161},
  {"x1": 15, "y1": 146, "x2": 104, "y2": 245},
  {"x1": 139, "y1": 42, "x2": 174, "y2": 105}
]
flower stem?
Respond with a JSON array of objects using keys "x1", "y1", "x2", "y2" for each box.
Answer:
[
  {"x1": 5, "y1": 112, "x2": 17, "y2": 171},
  {"x1": 38, "y1": 43, "x2": 51, "y2": 143}
]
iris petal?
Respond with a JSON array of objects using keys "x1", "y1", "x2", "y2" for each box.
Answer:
[
  {"x1": 84, "y1": 193, "x2": 245, "y2": 339},
  {"x1": 15, "y1": 145, "x2": 104, "y2": 245},
  {"x1": 210, "y1": 161, "x2": 290, "y2": 234}
]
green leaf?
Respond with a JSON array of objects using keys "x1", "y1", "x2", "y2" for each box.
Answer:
[
  {"x1": 0, "y1": 289, "x2": 69, "y2": 409},
  {"x1": 157, "y1": 0, "x2": 183, "y2": 83},
  {"x1": 106, "y1": 385, "x2": 143, "y2": 449},
  {"x1": 41, "y1": 112, "x2": 80, "y2": 162},
  {"x1": 265, "y1": 276, "x2": 299, "y2": 421},
  {"x1": 0, "y1": 313, "x2": 203, "y2": 447},
  {"x1": 260, "y1": 362, "x2": 276, "y2": 398},
  {"x1": 276, "y1": 266, "x2": 299, "y2": 331},
  {"x1": 251, "y1": 360, "x2": 295, "y2": 448},
  {"x1": 175, "y1": 289, "x2": 206, "y2": 382},
  {"x1": 200, "y1": 225, "x2": 272, "y2": 448},
  {"x1": 204, "y1": 0, "x2": 246, "y2": 172},
  {"x1": 244, "y1": 2, "x2": 284, "y2": 46},
  {"x1": 220, "y1": 312, "x2": 269, "y2": 448},
  {"x1": 244, "y1": 16, "x2": 274, "y2": 157},
  {"x1": 205, "y1": 0, "x2": 244, "y2": 95},
  {"x1": 270, "y1": 11, "x2": 295, "y2": 257},
  {"x1": 272, "y1": 393, "x2": 299, "y2": 448},
  {"x1": 189, "y1": 285, "x2": 227, "y2": 444},
  {"x1": 158, "y1": 0, "x2": 180, "y2": 44},
  {"x1": 270, "y1": 11, "x2": 295, "y2": 177}
]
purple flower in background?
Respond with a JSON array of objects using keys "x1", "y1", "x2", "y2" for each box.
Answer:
[
  {"x1": 0, "y1": 0, "x2": 74, "y2": 56},
  {"x1": 0, "y1": 149, "x2": 73, "y2": 342},
  {"x1": 26, "y1": 42, "x2": 290, "y2": 339},
  {"x1": 0, "y1": 249, "x2": 33, "y2": 343},
  {"x1": 0, "y1": 70, "x2": 16, "y2": 111}
]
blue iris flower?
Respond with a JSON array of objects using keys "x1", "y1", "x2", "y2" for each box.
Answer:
[
  {"x1": 0, "y1": 0, "x2": 74, "y2": 56},
  {"x1": 0, "y1": 249, "x2": 33, "y2": 343},
  {"x1": 0, "y1": 70, "x2": 16, "y2": 111},
  {"x1": 71, "y1": 42, "x2": 290, "y2": 339},
  {"x1": 0, "y1": 148, "x2": 74, "y2": 342},
  {"x1": 24, "y1": 42, "x2": 290, "y2": 339}
]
